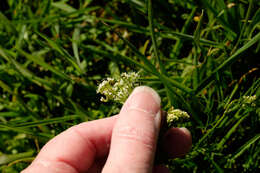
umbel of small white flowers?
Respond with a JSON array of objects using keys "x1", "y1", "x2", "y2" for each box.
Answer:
[
  {"x1": 167, "y1": 107, "x2": 190, "y2": 126},
  {"x1": 96, "y1": 72, "x2": 140, "y2": 104}
]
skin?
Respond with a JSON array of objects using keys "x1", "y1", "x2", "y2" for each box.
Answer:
[{"x1": 22, "y1": 86, "x2": 192, "y2": 173}]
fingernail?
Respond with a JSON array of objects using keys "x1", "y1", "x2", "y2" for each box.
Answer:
[
  {"x1": 124, "y1": 86, "x2": 161, "y2": 128},
  {"x1": 179, "y1": 127, "x2": 192, "y2": 137}
]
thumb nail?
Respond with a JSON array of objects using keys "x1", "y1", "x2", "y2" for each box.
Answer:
[{"x1": 122, "y1": 86, "x2": 161, "y2": 129}]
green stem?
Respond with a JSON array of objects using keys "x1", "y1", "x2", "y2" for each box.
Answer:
[
  {"x1": 173, "y1": 7, "x2": 197, "y2": 57},
  {"x1": 217, "y1": 112, "x2": 250, "y2": 150},
  {"x1": 231, "y1": 0, "x2": 253, "y2": 55},
  {"x1": 148, "y1": 0, "x2": 165, "y2": 74},
  {"x1": 194, "y1": 102, "x2": 237, "y2": 149}
]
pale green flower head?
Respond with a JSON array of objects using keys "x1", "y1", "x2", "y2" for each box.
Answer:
[
  {"x1": 97, "y1": 72, "x2": 140, "y2": 104},
  {"x1": 242, "y1": 95, "x2": 257, "y2": 108},
  {"x1": 167, "y1": 107, "x2": 190, "y2": 126}
]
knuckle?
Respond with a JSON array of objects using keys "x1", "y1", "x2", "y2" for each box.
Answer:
[{"x1": 115, "y1": 125, "x2": 155, "y2": 149}]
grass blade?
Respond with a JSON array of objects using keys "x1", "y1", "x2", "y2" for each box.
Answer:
[
  {"x1": 231, "y1": 0, "x2": 253, "y2": 54},
  {"x1": 72, "y1": 27, "x2": 83, "y2": 71},
  {"x1": 0, "y1": 12, "x2": 17, "y2": 34},
  {"x1": 0, "y1": 48, "x2": 53, "y2": 89},
  {"x1": 16, "y1": 48, "x2": 72, "y2": 81},
  {"x1": 148, "y1": 0, "x2": 165, "y2": 74},
  {"x1": 0, "y1": 80, "x2": 13, "y2": 94},
  {"x1": 160, "y1": 30, "x2": 223, "y2": 48},
  {"x1": 113, "y1": 30, "x2": 193, "y2": 93},
  {"x1": 247, "y1": 9, "x2": 260, "y2": 38},
  {"x1": 195, "y1": 32, "x2": 260, "y2": 95},
  {"x1": 113, "y1": 29, "x2": 159, "y2": 74},
  {"x1": 13, "y1": 115, "x2": 81, "y2": 128},
  {"x1": 84, "y1": 45, "x2": 155, "y2": 75},
  {"x1": 94, "y1": 17, "x2": 222, "y2": 47},
  {"x1": 193, "y1": 10, "x2": 204, "y2": 89},
  {"x1": 232, "y1": 133, "x2": 260, "y2": 160},
  {"x1": 52, "y1": 1, "x2": 76, "y2": 13},
  {"x1": 36, "y1": 32, "x2": 83, "y2": 74},
  {"x1": 216, "y1": 112, "x2": 250, "y2": 150},
  {"x1": 200, "y1": 0, "x2": 237, "y2": 38},
  {"x1": 0, "y1": 151, "x2": 34, "y2": 165},
  {"x1": 0, "y1": 124, "x2": 52, "y2": 139},
  {"x1": 173, "y1": 6, "x2": 197, "y2": 57}
]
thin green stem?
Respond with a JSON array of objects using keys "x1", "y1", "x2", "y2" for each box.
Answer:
[
  {"x1": 231, "y1": 0, "x2": 253, "y2": 55},
  {"x1": 173, "y1": 7, "x2": 197, "y2": 57},
  {"x1": 148, "y1": 0, "x2": 165, "y2": 74}
]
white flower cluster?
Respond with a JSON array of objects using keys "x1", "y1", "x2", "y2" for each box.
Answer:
[
  {"x1": 242, "y1": 95, "x2": 257, "y2": 108},
  {"x1": 167, "y1": 107, "x2": 190, "y2": 125},
  {"x1": 97, "y1": 72, "x2": 140, "y2": 104}
]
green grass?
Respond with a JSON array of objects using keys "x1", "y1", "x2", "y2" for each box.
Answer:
[{"x1": 0, "y1": 0, "x2": 260, "y2": 172}]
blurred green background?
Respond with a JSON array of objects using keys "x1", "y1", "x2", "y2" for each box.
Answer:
[{"x1": 0, "y1": 0, "x2": 259, "y2": 172}]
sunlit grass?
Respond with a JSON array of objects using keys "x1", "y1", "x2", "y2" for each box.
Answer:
[{"x1": 0, "y1": 0, "x2": 259, "y2": 172}]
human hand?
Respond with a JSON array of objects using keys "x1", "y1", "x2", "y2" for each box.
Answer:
[{"x1": 22, "y1": 86, "x2": 192, "y2": 173}]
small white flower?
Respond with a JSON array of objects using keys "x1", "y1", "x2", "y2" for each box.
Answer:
[{"x1": 167, "y1": 107, "x2": 190, "y2": 125}]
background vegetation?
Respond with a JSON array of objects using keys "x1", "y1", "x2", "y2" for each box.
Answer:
[{"x1": 0, "y1": 0, "x2": 259, "y2": 172}]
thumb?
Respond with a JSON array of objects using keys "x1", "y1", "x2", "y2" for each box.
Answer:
[{"x1": 102, "y1": 86, "x2": 161, "y2": 173}]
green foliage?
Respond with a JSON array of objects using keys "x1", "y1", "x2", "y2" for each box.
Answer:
[{"x1": 0, "y1": 0, "x2": 259, "y2": 172}]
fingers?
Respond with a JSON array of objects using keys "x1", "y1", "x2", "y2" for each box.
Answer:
[
  {"x1": 80, "y1": 128, "x2": 192, "y2": 173},
  {"x1": 103, "y1": 86, "x2": 162, "y2": 173},
  {"x1": 22, "y1": 115, "x2": 118, "y2": 173},
  {"x1": 162, "y1": 127, "x2": 192, "y2": 158},
  {"x1": 22, "y1": 85, "x2": 192, "y2": 173}
]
